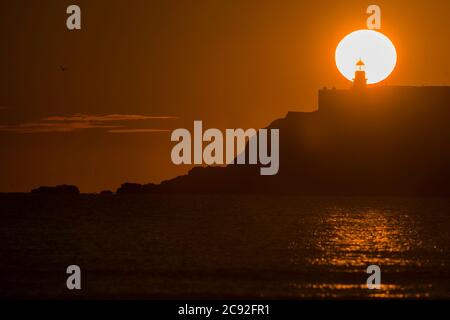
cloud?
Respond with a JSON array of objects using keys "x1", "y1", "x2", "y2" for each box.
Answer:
[
  {"x1": 42, "y1": 114, "x2": 177, "y2": 122},
  {"x1": 0, "y1": 122, "x2": 121, "y2": 133},
  {"x1": 108, "y1": 128, "x2": 171, "y2": 133},
  {"x1": 0, "y1": 113, "x2": 176, "y2": 134}
]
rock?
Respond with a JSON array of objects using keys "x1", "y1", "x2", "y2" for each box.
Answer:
[
  {"x1": 116, "y1": 182, "x2": 158, "y2": 194},
  {"x1": 31, "y1": 185, "x2": 80, "y2": 195}
]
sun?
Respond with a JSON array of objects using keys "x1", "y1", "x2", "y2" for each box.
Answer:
[{"x1": 335, "y1": 29, "x2": 397, "y2": 85}]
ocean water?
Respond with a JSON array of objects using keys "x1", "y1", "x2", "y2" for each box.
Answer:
[{"x1": 0, "y1": 194, "x2": 449, "y2": 299}]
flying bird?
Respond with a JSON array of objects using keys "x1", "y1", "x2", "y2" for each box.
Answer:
[{"x1": 59, "y1": 65, "x2": 67, "y2": 72}]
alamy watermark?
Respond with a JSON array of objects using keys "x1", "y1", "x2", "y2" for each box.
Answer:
[
  {"x1": 367, "y1": 5, "x2": 381, "y2": 30},
  {"x1": 66, "y1": 265, "x2": 81, "y2": 290},
  {"x1": 66, "y1": 5, "x2": 81, "y2": 30},
  {"x1": 171, "y1": 121, "x2": 279, "y2": 176},
  {"x1": 366, "y1": 265, "x2": 381, "y2": 289}
]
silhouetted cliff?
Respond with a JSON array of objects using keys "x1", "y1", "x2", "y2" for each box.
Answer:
[
  {"x1": 31, "y1": 185, "x2": 80, "y2": 195},
  {"x1": 120, "y1": 86, "x2": 450, "y2": 196}
]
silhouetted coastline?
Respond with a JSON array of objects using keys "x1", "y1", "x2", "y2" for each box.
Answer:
[
  {"x1": 113, "y1": 86, "x2": 450, "y2": 196},
  {"x1": 26, "y1": 86, "x2": 450, "y2": 196}
]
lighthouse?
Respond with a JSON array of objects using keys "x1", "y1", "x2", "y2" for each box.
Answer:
[{"x1": 353, "y1": 59, "x2": 367, "y2": 89}]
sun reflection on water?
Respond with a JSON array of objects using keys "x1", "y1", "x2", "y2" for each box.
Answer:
[
  {"x1": 309, "y1": 208, "x2": 421, "y2": 268},
  {"x1": 288, "y1": 283, "x2": 431, "y2": 299},
  {"x1": 287, "y1": 204, "x2": 433, "y2": 298}
]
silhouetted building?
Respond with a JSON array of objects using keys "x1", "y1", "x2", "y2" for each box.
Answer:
[
  {"x1": 352, "y1": 59, "x2": 367, "y2": 89},
  {"x1": 319, "y1": 85, "x2": 450, "y2": 115}
]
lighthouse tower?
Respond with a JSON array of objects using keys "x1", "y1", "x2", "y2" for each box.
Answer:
[{"x1": 353, "y1": 59, "x2": 367, "y2": 89}]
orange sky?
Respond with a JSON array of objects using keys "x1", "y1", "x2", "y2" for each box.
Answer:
[{"x1": 1, "y1": 0, "x2": 450, "y2": 192}]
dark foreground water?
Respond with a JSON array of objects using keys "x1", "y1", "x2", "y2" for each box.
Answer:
[{"x1": 0, "y1": 194, "x2": 449, "y2": 299}]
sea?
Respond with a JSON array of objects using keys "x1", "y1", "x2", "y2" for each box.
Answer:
[{"x1": 0, "y1": 194, "x2": 449, "y2": 299}]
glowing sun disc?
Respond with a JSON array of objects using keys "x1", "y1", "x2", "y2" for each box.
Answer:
[{"x1": 335, "y1": 29, "x2": 397, "y2": 85}]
